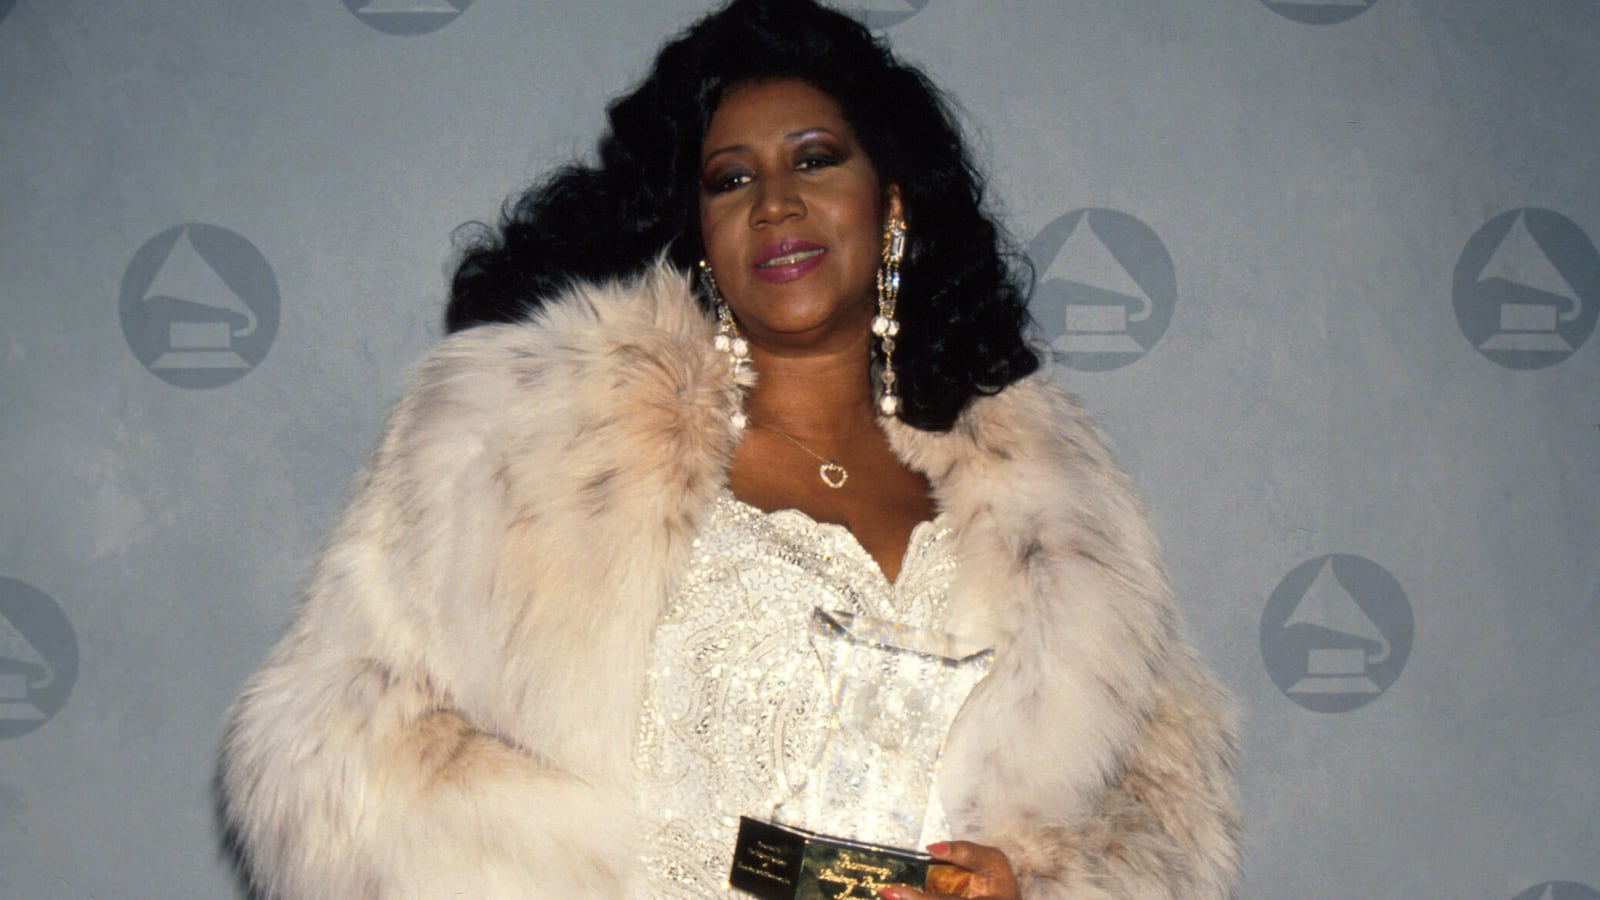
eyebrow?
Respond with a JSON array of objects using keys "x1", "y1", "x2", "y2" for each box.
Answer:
[{"x1": 701, "y1": 128, "x2": 843, "y2": 165}]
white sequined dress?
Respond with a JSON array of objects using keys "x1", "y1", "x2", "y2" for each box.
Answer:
[{"x1": 633, "y1": 490, "x2": 958, "y2": 897}]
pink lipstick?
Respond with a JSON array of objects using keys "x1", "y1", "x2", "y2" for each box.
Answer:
[{"x1": 753, "y1": 239, "x2": 826, "y2": 283}]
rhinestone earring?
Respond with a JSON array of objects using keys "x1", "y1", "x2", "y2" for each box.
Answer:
[
  {"x1": 699, "y1": 259, "x2": 750, "y2": 429},
  {"x1": 873, "y1": 217, "x2": 906, "y2": 417}
]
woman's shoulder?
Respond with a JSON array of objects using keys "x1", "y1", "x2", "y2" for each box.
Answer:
[
  {"x1": 423, "y1": 262, "x2": 711, "y2": 383},
  {"x1": 362, "y1": 261, "x2": 743, "y2": 509},
  {"x1": 884, "y1": 366, "x2": 1112, "y2": 485},
  {"x1": 400, "y1": 263, "x2": 731, "y2": 432}
]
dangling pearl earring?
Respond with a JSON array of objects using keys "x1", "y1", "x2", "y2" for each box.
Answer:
[
  {"x1": 699, "y1": 259, "x2": 750, "y2": 429},
  {"x1": 874, "y1": 217, "x2": 906, "y2": 417}
]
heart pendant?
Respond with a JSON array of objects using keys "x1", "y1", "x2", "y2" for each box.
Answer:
[{"x1": 819, "y1": 462, "x2": 848, "y2": 489}]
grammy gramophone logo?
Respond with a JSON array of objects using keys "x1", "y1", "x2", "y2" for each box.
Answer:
[
  {"x1": 1454, "y1": 208, "x2": 1598, "y2": 370},
  {"x1": 1028, "y1": 208, "x2": 1177, "y2": 372},
  {"x1": 1260, "y1": 555, "x2": 1413, "y2": 713},
  {"x1": 1512, "y1": 883, "x2": 1600, "y2": 900},
  {"x1": 342, "y1": 0, "x2": 473, "y2": 36},
  {"x1": 120, "y1": 224, "x2": 279, "y2": 389},
  {"x1": 1259, "y1": 0, "x2": 1378, "y2": 26},
  {"x1": 841, "y1": 0, "x2": 930, "y2": 29},
  {"x1": 0, "y1": 577, "x2": 78, "y2": 741}
]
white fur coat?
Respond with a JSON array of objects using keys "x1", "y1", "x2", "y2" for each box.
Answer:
[{"x1": 221, "y1": 264, "x2": 1239, "y2": 898}]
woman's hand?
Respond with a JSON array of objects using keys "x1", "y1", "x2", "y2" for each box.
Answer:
[{"x1": 879, "y1": 841, "x2": 1021, "y2": 900}]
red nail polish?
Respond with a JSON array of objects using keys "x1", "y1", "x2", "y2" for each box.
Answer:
[{"x1": 926, "y1": 842, "x2": 950, "y2": 855}]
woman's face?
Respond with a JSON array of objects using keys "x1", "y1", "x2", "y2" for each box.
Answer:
[{"x1": 698, "y1": 79, "x2": 901, "y2": 354}]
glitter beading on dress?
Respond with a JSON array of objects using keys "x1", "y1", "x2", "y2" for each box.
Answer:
[{"x1": 634, "y1": 491, "x2": 958, "y2": 898}]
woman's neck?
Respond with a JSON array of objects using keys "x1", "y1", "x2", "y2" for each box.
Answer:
[
  {"x1": 726, "y1": 342, "x2": 933, "y2": 583},
  {"x1": 741, "y1": 346, "x2": 879, "y2": 445}
]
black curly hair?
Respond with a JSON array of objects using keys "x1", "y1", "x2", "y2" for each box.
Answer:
[{"x1": 447, "y1": 0, "x2": 1038, "y2": 431}]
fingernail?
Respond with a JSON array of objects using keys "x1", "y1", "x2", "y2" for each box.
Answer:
[
  {"x1": 878, "y1": 890, "x2": 901, "y2": 900},
  {"x1": 926, "y1": 842, "x2": 950, "y2": 855}
]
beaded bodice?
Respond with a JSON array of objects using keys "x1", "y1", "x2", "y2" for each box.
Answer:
[{"x1": 633, "y1": 490, "x2": 958, "y2": 897}]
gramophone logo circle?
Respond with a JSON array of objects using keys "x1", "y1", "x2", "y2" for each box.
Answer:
[
  {"x1": 1512, "y1": 883, "x2": 1600, "y2": 900},
  {"x1": 342, "y1": 0, "x2": 473, "y2": 36},
  {"x1": 841, "y1": 0, "x2": 930, "y2": 29},
  {"x1": 1454, "y1": 208, "x2": 1598, "y2": 370},
  {"x1": 1028, "y1": 208, "x2": 1177, "y2": 372},
  {"x1": 1260, "y1": 0, "x2": 1378, "y2": 26},
  {"x1": 1260, "y1": 554, "x2": 1413, "y2": 713},
  {"x1": 120, "y1": 224, "x2": 279, "y2": 389},
  {"x1": 0, "y1": 578, "x2": 78, "y2": 741}
]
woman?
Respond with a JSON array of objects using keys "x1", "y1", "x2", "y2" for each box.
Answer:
[{"x1": 221, "y1": 1, "x2": 1239, "y2": 898}]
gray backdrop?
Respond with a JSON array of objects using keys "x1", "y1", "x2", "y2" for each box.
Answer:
[{"x1": 2, "y1": 1, "x2": 1596, "y2": 897}]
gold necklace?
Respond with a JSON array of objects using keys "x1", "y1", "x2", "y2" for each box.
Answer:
[{"x1": 753, "y1": 422, "x2": 848, "y2": 489}]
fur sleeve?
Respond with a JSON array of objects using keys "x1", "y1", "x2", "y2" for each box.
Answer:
[
  {"x1": 220, "y1": 264, "x2": 738, "y2": 898},
  {"x1": 219, "y1": 330, "x2": 644, "y2": 899},
  {"x1": 998, "y1": 654, "x2": 1241, "y2": 899},
  {"x1": 221, "y1": 627, "x2": 640, "y2": 898},
  {"x1": 889, "y1": 375, "x2": 1240, "y2": 899}
]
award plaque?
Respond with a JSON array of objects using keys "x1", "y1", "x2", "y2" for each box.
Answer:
[{"x1": 729, "y1": 610, "x2": 992, "y2": 900}]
